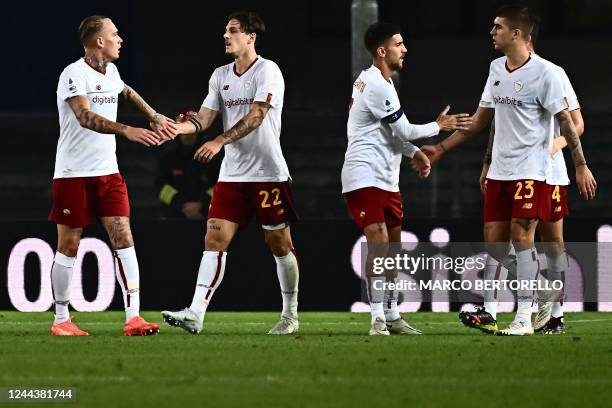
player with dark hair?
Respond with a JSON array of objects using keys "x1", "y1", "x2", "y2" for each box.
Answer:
[
  {"x1": 419, "y1": 5, "x2": 595, "y2": 335},
  {"x1": 161, "y1": 12, "x2": 300, "y2": 335},
  {"x1": 342, "y1": 22, "x2": 472, "y2": 335},
  {"x1": 464, "y1": 19, "x2": 585, "y2": 335},
  {"x1": 50, "y1": 16, "x2": 176, "y2": 336}
]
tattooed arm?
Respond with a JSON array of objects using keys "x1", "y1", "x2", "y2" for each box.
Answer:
[
  {"x1": 121, "y1": 84, "x2": 177, "y2": 141},
  {"x1": 556, "y1": 109, "x2": 596, "y2": 199},
  {"x1": 66, "y1": 95, "x2": 160, "y2": 146},
  {"x1": 221, "y1": 102, "x2": 270, "y2": 143},
  {"x1": 551, "y1": 108, "x2": 585, "y2": 155},
  {"x1": 121, "y1": 84, "x2": 156, "y2": 120},
  {"x1": 194, "y1": 102, "x2": 270, "y2": 163}
]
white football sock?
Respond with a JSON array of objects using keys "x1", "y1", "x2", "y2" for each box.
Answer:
[
  {"x1": 516, "y1": 247, "x2": 538, "y2": 322},
  {"x1": 547, "y1": 252, "x2": 568, "y2": 318},
  {"x1": 113, "y1": 246, "x2": 141, "y2": 322},
  {"x1": 274, "y1": 251, "x2": 299, "y2": 320},
  {"x1": 189, "y1": 251, "x2": 227, "y2": 323},
  {"x1": 51, "y1": 252, "x2": 76, "y2": 324},
  {"x1": 383, "y1": 273, "x2": 400, "y2": 321},
  {"x1": 368, "y1": 276, "x2": 385, "y2": 323},
  {"x1": 483, "y1": 254, "x2": 502, "y2": 320},
  {"x1": 370, "y1": 302, "x2": 385, "y2": 324},
  {"x1": 384, "y1": 300, "x2": 400, "y2": 321},
  {"x1": 551, "y1": 302, "x2": 563, "y2": 318}
]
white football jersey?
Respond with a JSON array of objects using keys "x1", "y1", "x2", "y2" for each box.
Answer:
[
  {"x1": 54, "y1": 58, "x2": 124, "y2": 179},
  {"x1": 342, "y1": 65, "x2": 438, "y2": 193},
  {"x1": 546, "y1": 61, "x2": 580, "y2": 186},
  {"x1": 480, "y1": 54, "x2": 568, "y2": 181},
  {"x1": 202, "y1": 57, "x2": 290, "y2": 182}
]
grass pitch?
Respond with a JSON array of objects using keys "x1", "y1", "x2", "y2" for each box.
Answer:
[{"x1": 1, "y1": 311, "x2": 611, "y2": 407}]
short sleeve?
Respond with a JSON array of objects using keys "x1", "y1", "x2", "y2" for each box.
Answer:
[
  {"x1": 202, "y1": 69, "x2": 221, "y2": 111},
  {"x1": 254, "y1": 61, "x2": 284, "y2": 108},
  {"x1": 558, "y1": 68, "x2": 580, "y2": 111},
  {"x1": 364, "y1": 82, "x2": 403, "y2": 123},
  {"x1": 538, "y1": 66, "x2": 568, "y2": 115},
  {"x1": 479, "y1": 68, "x2": 494, "y2": 108},
  {"x1": 57, "y1": 65, "x2": 87, "y2": 101}
]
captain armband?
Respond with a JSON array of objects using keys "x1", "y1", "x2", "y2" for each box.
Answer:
[{"x1": 382, "y1": 108, "x2": 404, "y2": 124}]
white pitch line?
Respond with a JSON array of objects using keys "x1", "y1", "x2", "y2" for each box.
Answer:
[{"x1": 2, "y1": 375, "x2": 612, "y2": 385}]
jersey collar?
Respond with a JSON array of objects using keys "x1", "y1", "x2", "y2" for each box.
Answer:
[{"x1": 233, "y1": 57, "x2": 259, "y2": 77}]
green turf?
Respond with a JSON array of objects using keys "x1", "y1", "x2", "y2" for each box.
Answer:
[{"x1": 1, "y1": 311, "x2": 611, "y2": 407}]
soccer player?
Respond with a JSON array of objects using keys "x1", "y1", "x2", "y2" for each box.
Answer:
[
  {"x1": 49, "y1": 16, "x2": 176, "y2": 336},
  {"x1": 342, "y1": 22, "x2": 472, "y2": 336},
  {"x1": 464, "y1": 25, "x2": 585, "y2": 335},
  {"x1": 418, "y1": 5, "x2": 596, "y2": 335},
  {"x1": 161, "y1": 12, "x2": 300, "y2": 335}
]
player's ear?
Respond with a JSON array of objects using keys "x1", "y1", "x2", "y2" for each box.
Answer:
[
  {"x1": 376, "y1": 46, "x2": 386, "y2": 58},
  {"x1": 95, "y1": 36, "x2": 104, "y2": 49}
]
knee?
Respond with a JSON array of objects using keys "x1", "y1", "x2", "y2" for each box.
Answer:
[
  {"x1": 111, "y1": 233, "x2": 134, "y2": 250},
  {"x1": 57, "y1": 238, "x2": 80, "y2": 257},
  {"x1": 543, "y1": 238, "x2": 565, "y2": 258},
  {"x1": 483, "y1": 224, "x2": 493, "y2": 242},
  {"x1": 510, "y1": 229, "x2": 531, "y2": 245},
  {"x1": 265, "y1": 232, "x2": 291, "y2": 256},
  {"x1": 205, "y1": 231, "x2": 229, "y2": 251}
]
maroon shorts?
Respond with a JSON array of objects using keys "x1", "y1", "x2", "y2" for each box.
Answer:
[
  {"x1": 539, "y1": 184, "x2": 569, "y2": 222},
  {"x1": 483, "y1": 179, "x2": 545, "y2": 222},
  {"x1": 207, "y1": 181, "x2": 299, "y2": 227},
  {"x1": 49, "y1": 173, "x2": 130, "y2": 228},
  {"x1": 344, "y1": 187, "x2": 403, "y2": 230}
]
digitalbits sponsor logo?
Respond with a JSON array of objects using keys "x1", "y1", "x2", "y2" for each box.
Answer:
[
  {"x1": 493, "y1": 95, "x2": 523, "y2": 107},
  {"x1": 91, "y1": 95, "x2": 118, "y2": 106},
  {"x1": 224, "y1": 97, "x2": 254, "y2": 108}
]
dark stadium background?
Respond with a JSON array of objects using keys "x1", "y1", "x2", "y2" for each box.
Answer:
[{"x1": 1, "y1": 0, "x2": 611, "y2": 311}]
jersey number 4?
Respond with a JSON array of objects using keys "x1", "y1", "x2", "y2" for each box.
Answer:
[{"x1": 551, "y1": 185, "x2": 561, "y2": 202}]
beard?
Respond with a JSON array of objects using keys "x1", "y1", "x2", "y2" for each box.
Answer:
[{"x1": 389, "y1": 60, "x2": 403, "y2": 71}]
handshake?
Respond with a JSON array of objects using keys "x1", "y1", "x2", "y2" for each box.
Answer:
[{"x1": 123, "y1": 111, "x2": 196, "y2": 147}]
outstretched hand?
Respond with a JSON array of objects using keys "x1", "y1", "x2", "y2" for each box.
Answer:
[
  {"x1": 123, "y1": 126, "x2": 161, "y2": 146},
  {"x1": 150, "y1": 113, "x2": 178, "y2": 143},
  {"x1": 436, "y1": 105, "x2": 472, "y2": 132}
]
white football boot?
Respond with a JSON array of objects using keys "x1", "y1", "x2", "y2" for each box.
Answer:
[
  {"x1": 268, "y1": 316, "x2": 299, "y2": 335},
  {"x1": 386, "y1": 317, "x2": 423, "y2": 334},
  {"x1": 369, "y1": 317, "x2": 390, "y2": 336},
  {"x1": 496, "y1": 318, "x2": 534, "y2": 336},
  {"x1": 535, "y1": 287, "x2": 563, "y2": 332},
  {"x1": 161, "y1": 308, "x2": 202, "y2": 334},
  {"x1": 534, "y1": 301, "x2": 555, "y2": 332}
]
